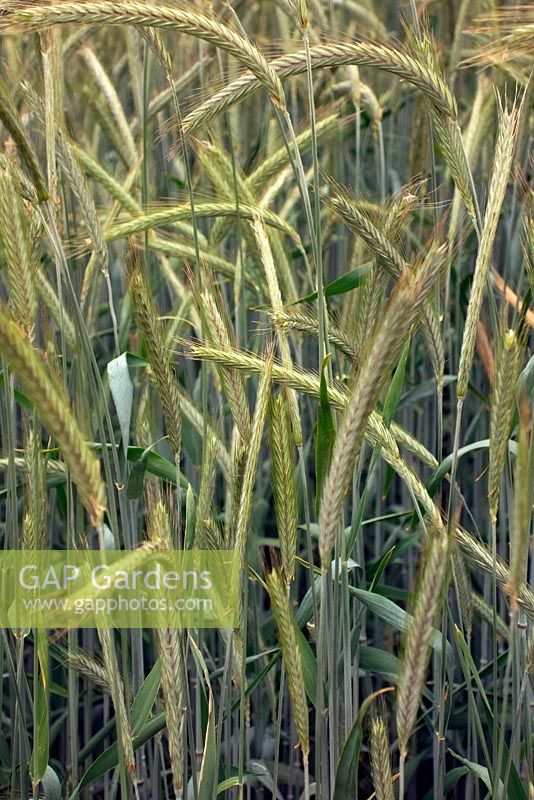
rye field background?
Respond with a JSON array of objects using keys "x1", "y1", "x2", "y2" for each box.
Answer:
[{"x1": 0, "y1": 1, "x2": 532, "y2": 798}]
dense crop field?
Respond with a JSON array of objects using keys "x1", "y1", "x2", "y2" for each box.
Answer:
[{"x1": 0, "y1": 1, "x2": 532, "y2": 798}]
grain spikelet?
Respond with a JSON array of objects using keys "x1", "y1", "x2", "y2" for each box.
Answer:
[
  {"x1": 471, "y1": 592, "x2": 510, "y2": 641},
  {"x1": 455, "y1": 527, "x2": 534, "y2": 617},
  {"x1": 269, "y1": 305, "x2": 359, "y2": 363},
  {"x1": 396, "y1": 532, "x2": 449, "y2": 761},
  {"x1": 80, "y1": 45, "x2": 136, "y2": 164},
  {"x1": 488, "y1": 329, "x2": 522, "y2": 520},
  {"x1": 147, "y1": 495, "x2": 185, "y2": 798},
  {"x1": 451, "y1": 546, "x2": 473, "y2": 643},
  {"x1": 35, "y1": 270, "x2": 77, "y2": 350},
  {"x1": 98, "y1": 626, "x2": 136, "y2": 776},
  {"x1": 370, "y1": 716, "x2": 394, "y2": 800},
  {"x1": 0, "y1": 309, "x2": 104, "y2": 525},
  {"x1": 194, "y1": 432, "x2": 218, "y2": 548},
  {"x1": 0, "y1": 76, "x2": 48, "y2": 200},
  {"x1": 327, "y1": 186, "x2": 406, "y2": 276},
  {"x1": 185, "y1": 342, "x2": 438, "y2": 470},
  {"x1": 252, "y1": 215, "x2": 302, "y2": 444},
  {"x1": 319, "y1": 249, "x2": 443, "y2": 567},
  {"x1": 269, "y1": 395, "x2": 298, "y2": 584},
  {"x1": 328, "y1": 182, "x2": 444, "y2": 385},
  {"x1": 457, "y1": 96, "x2": 523, "y2": 399},
  {"x1": 182, "y1": 41, "x2": 458, "y2": 134},
  {"x1": 0, "y1": 157, "x2": 36, "y2": 341},
  {"x1": 232, "y1": 355, "x2": 273, "y2": 565},
  {"x1": 128, "y1": 251, "x2": 181, "y2": 460},
  {"x1": 409, "y1": 29, "x2": 479, "y2": 227},
  {"x1": 200, "y1": 290, "x2": 250, "y2": 441},
  {"x1": 2, "y1": 2, "x2": 286, "y2": 109},
  {"x1": 21, "y1": 426, "x2": 46, "y2": 551},
  {"x1": 265, "y1": 565, "x2": 309, "y2": 759},
  {"x1": 449, "y1": 75, "x2": 494, "y2": 243},
  {"x1": 58, "y1": 647, "x2": 111, "y2": 693},
  {"x1": 105, "y1": 201, "x2": 299, "y2": 246}
]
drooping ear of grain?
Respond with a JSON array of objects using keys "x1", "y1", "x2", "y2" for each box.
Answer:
[
  {"x1": 21, "y1": 81, "x2": 110, "y2": 308},
  {"x1": 455, "y1": 526, "x2": 534, "y2": 617},
  {"x1": 182, "y1": 40, "x2": 458, "y2": 134},
  {"x1": 451, "y1": 546, "x2": 473, "y2": 643},
  {"x1": 194, "y1": 431, "x2": 218, "y2": 548},
  {"x1": 59, "y1": 646, "x2": 111, "y2": 693},
  {"x1": 187, "y1": 340, "x2": 441, "y2": 480},
  {"x1": 0, "y1": 309, "x2": 104, "y2": 525},
  {"x1": 270, "y1": 305, "x2": 359, "y2": 364},
  {"x1": 3, "y1": 2, "x2": 286, "y2": 109},
  {"x1": 471, "y1": 592, "x2": 510, "y2": 642}
]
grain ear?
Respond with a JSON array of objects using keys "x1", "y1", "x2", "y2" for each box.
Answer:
[
  {"x1": 396, "y1": 532, "x2": 449, "y2": 762},
  {"x1": 128, "y1": 246, "x2": 182, "y2": 461},
  {"x1": 265, "y1": 564, "x2": 310, "y2": 759},
  {"x1": 0, "y1": 308, "x2": 105, "y2": 525}
]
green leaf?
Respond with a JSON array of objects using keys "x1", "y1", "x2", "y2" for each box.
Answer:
[
  {"x1": 30, "y1": 628, "x2": 49, "y2": 784},
  {"x1": 291, "y1": 261, "x2": 373, "y2": 304},
  {"x1": 77, "y1": 718, "x2": 115, "y2": 764},
  {"x1": 426, "y1": 439, "x2": 518, "y2": 499},
  {"x1": 71, "y1": 660, "x2": 162, "y2": 797},
  {"x1": 517, "y1": 353, "x2": 534, "y2": 407},
  {"x1": 368, "y1": 546, "x2": 395, "y2": 591},
  {"x1": 127, "y1": 446, "x2": 188, "y2": 489},
  {"x1": 455, "y1": 629, "x2": 527, "y2": 800},
  {"x1": 399, "y1": 375, "x2": 456, "y2": 410},
  {"x1": 422, "y1": 767, "x2": 468, "y2": 799},
  {"x1": 333, "y1": 689, "x2": 391, "y2": 798},
  {"x1": 198, "y1": 689, "x2": 217, "y2": 800},
  {"x1": 358, "y1": 645, "x2": 399, "y2": 677},
  {"x1": 125, "y1": 455, "x2": 147, "y2": 499},
  {"x1": 131, "y1": 659, "x2": 161, "y2": 737},
  {"x1": 71, "y1": 713, "x2": 167, "y2": 796},
  {"x1": 295, "y1": 626, "x2": 318, "y2": 707},
  {"x1": 350, "y1": 586, "x2": 453, "y2": 671},
  {"x1": 0, "y1": 372, "x2": 34, "y2": 411},
  {"x1": 448, "y1": 751, "x2": 499, "y2": 795},
  {"x1": 215, "y1": 766, "x2": 266, "y2": 795},
  {"x1": 185, "y1": 483, "x2": 196, "y2": 549},
  {"x1": 189, "y1": 636, "x2": 217, "y2": 799},
  {"x1": 217, "y1": 776, "x2": 242, "y2": 794},
  {"x1": 315, "y1": 355, "x2": 336, "y2": 515},
  {"x1": 382, "y1": 337, "x2": 410, "y2": 427}
]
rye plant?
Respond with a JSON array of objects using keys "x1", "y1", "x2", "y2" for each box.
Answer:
[{"x1": 0, "y1": 2, "x2": 532, "y2": 799}]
